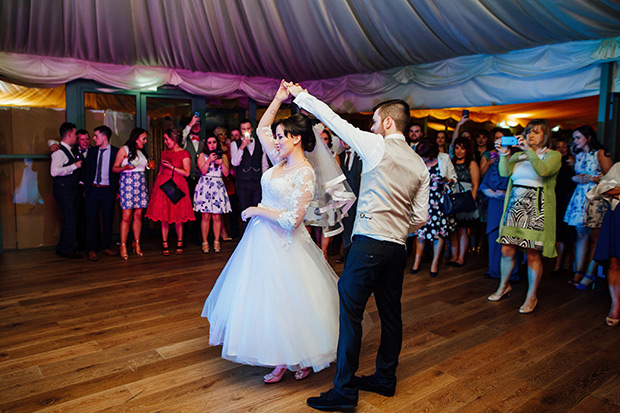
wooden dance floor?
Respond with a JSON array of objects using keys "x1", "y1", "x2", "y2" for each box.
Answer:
[{"x1": 1, "y1": 240, "x2": 619, "y2": 412}]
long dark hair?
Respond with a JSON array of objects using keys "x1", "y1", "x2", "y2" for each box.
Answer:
[
  {"x1": 125, "y1": 127, "x2": 147, "y2": 162},
  {"x1": 202, "y1": 136, "x2": 222, "y2": 154},
  {"x1": 571, "y1": 125, "x2": 605, "y2": 155},
  {"x1": 452, "y1": 136, "x2": 473, "y2": 166}
]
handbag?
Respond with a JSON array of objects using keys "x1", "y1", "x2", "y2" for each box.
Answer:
[
  {"x1": 159, "y1": 165, "x2": 185, "y2": 204},
  {"x1": 444, "y1": 181, "x2": 477, "y2": 214}
]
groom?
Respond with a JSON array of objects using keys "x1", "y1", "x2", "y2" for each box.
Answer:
[{"x1": 288, "y1": 84, "x2": 429, "y2": 410}]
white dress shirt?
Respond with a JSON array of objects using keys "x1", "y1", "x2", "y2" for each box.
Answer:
[
  {"x1": 50, "y1": 141, "x2": 78, "y2": 177},
  {"x1": 230, "y1": 139, "x2": 269, "y2": 173}
]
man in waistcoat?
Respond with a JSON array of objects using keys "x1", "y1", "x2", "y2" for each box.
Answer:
[
  {"x1": 83, "y1": 126, "x2": 119, "y2": 261},
  {"x1": 337, "y1": 138, "x2": 363, "y2": 264},
  {"x1": 50, "y1": 122, "x2": 83, "y2": 258},
  {"x1": 288, "y1": 85, "x2": 430, "y2": 410},
  {"x1": 182, "y1": 114, "x2": 205, "y2": 245},
  {"x1": 230, "y1": 119, "x2": 269, "y2": 229}
]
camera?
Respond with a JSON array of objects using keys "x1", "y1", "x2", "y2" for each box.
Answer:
[
  {"x1": 208, "y1": 148, "x2": 224, "y2": 159},
  {"x1": 500, "y1": 136, "x2": 518, "y2": 146}
]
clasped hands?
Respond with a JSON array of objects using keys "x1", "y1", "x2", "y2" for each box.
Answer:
[{"x1": 274, "y1": 80, "x2": 307, "y2": 102}]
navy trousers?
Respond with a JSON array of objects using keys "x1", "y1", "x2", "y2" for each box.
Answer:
[
  {"x1": 85, "y1": 186, "x2": 115, "y2": 252},
  {"x1": 333, "y1": 235, "x2": 407, "y2": 399}
]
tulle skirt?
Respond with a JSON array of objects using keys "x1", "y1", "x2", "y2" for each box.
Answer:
[{"x1": 201, "y1": 215, "x2": 340, "y2": 372}]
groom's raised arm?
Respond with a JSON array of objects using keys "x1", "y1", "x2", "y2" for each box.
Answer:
[{"x1": 293, "y1": 91, "x2": 383, "y2": 169}]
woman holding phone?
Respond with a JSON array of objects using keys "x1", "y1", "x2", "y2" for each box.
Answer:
[{"x1": 488, "y1": 119, "x2": 561, "y2": 314}]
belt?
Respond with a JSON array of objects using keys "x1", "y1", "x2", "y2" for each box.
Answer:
[{"x1": 92, "y1": 183, "x2": 110, "y2": 188}]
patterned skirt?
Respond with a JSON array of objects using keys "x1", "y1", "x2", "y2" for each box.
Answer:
[
  {"x1": 119, "y1": 171, "x2": 148, "y2": 210},
  {"x1": 194, "y1": 175, "x2": 232, "y2": 214},
  {"x1": 499, "y1": 186, "x2": 544, "y2": 250}
]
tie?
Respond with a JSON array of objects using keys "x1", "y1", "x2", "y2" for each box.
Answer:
[
  {"x1": 344, "y1": 150, "x2": 351, "y2": 171},
  {"x1": 96, "y1": 147, "x2": 106, "y2": 184},
  {"x1": 191, "y1": 135, "x2": 200, "y2": 141}
]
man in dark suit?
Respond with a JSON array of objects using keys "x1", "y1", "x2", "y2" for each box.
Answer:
[
  {"x1": 230, "y1": 119, "x2": 268, "y2": 228},
  {"x1": 50, "y1": 122, "x2": 83, "y2": 258},
  {"x1": 182, "y1": 114, "x2": 205, "y2": 244},
  {"x1": 337, "y1": 138, "x2": 363, "y2": 264},
  {"x1": 83, "y1": 125, "x2": 119, "y2": 261}
]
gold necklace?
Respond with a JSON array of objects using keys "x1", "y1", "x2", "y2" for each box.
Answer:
[{"x1": 283, "y1": 157, "x2": 307, "y2": 171}]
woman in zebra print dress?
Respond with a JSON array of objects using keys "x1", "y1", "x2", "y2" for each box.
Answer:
[{"x1": 487, "y1": 119, "x2": 561, "y2": 314}]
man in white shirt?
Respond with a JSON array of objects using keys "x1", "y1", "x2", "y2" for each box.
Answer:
[
  {"x1": 288, "y1": 84, "x2": 429, "y2": 410},
  {"x1": 50, "y1": 122, "x2": 83, "y2": 258},
  {"x1": 230, "y1": 119, "x2": 269, "y2": 227}
]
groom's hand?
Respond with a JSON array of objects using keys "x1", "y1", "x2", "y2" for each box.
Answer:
[{"x1": 285, "y1": 81, "x2": 307, "y2": 97}]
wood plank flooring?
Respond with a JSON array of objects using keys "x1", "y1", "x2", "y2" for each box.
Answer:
[{"x1": 1, "y1": 240, "x2": 619, "y2": 412}]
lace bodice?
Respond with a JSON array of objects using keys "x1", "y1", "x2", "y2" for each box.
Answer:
[{"x1": 260, "y1": 163, "x2": 316, "y2": 230}]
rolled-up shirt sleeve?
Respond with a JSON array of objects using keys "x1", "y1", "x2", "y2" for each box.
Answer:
[
  {"x1": 230, "y1": 142, "x2": 243, "y2": 167},
  {"x1": 409, "y1": 167, "x2": 430, "y2": 232}
]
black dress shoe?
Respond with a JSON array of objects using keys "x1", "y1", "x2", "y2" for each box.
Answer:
[
  {"x1": 356, "y1": 374, "x2": 396, "y2": 397},
  {"x1": 307, "y1": 388, "x2": 357, "y2": 411}
]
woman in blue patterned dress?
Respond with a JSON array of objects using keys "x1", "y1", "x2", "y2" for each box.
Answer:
[
  {"x1": 113, "y1": 127, "x2": 149, "y2": 260},
  {"x1": 411, "y1": 139, "x2": 456, "y2": 277},
  {"x1": 564, "y1": 125, "x2": 612, "y2": 289},
  {"x1": 194, "y1": 136, "x2": 231, "y2": 254}
]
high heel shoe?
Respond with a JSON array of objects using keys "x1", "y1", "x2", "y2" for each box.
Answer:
[
  {"x1": 519, "y1": 297, "x2": 538, "y2": 314},
  {"x1": 201, "y1": 242, "x2": 210, "y2": 254},
  {"x1": 575, "y1": 274, "x2": 596, "y2": 290},
  {"x1": 568, "y1": 271, "x2": 584, "y2": 286},
  {"x1": 162, "y1": 241, "x2": 170, "y2": 256},
  {"x1": 430, "y1": 271, "x2": 438, "y2": 277},
  {"x1": 295, "y1": 367, "x2": 312, "y2": 381},
  {"x1": 264, "y1": 367, "x2": 286, "y2": 383},
  {"x1": 132, "y1": 240, "x2": 143, "y2": 256},
  {"x1": 213, "y1": 240, "x2": 221, "y2": 253},
  {"x1": 606, "y1": 316, "x2": 619, "y2": 327},
  {"x1": 175, "y1": 240, "x2": 184, "y2": 255},
  {"x1": 119, "y1": 243, "x2": 128, "y2": 260},
  {"x1": 409, "y1": 267, "x2": 419, "y2": 274},
  {"x1": 488, "y1": 285, "x2": 512, "y2": 301}
]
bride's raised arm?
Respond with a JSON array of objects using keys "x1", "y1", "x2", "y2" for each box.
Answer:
[{"x1": 256, "y1": 80, "x2": 290, "y2": 165}]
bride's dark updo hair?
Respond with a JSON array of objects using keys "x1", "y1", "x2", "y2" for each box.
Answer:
[{"x1": 274, "y1": 114, "x2": 316, "y2": 152}]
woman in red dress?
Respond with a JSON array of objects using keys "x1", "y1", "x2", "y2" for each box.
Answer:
[{"x1": 146, "y1": 128, "x2": 195, "y2": 255}]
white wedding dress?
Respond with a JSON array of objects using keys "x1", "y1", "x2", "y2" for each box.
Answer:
[{"x1": 201, "y1": 162, "x2": 340, "y2": 372}]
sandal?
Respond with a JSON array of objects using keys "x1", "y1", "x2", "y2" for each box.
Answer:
[
  {"x1": 202, "y1": 242, "x2": 210, "y2": 254},
  {"x1": 295, "y1": 367, "x2": 312, "y2": 381},
  {"x1": 162, "y1": 241, "x2": 170, "y2": 256},
  {"x1": 575, "y1": 274, "x2": 596, "y2": 290},
  {"x1": 568, "y1": 271, "x2": 584, "y2": 286},
  {"x1": 214, "y1": 240, "x2": 221, "y2": 253},
  {"x1": 176, "y1": 240, "x2": 184, "y2": 255}
]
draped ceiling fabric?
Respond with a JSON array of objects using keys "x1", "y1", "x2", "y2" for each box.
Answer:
[{"x1": 1, "y1": 0, "x2": 620, "y2": 112}]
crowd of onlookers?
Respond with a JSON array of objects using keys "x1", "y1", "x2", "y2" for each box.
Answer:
[{"x1": 49, "y1": 113, "x2": 620, "y2": 327}]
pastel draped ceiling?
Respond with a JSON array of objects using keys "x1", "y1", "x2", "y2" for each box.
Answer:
[{"x1": 1, "y1": 0, "x2": 620, "y2": 112}]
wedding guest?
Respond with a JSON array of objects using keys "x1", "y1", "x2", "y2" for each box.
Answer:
[
  {"x1": 146, "y1": 128, "x2": 195, "y2": 255},
  {"x1": 411, "y1": 138, "x2": 456, "y2": 277},
  {"x1": 588, "y1": 162, "x2": 620, "y2": 326},
  {"x1": 50, "y1": 122, "x2": 83, "y2": 258},
  {"x1": 552, "y1": 138, "x2": 576, "y2": 274},
  {"x1": 488, "y1": 119, "x2": 561, "y2": 314},
  {"x1": 434, "y1": 130, "x2": 450, "y2": 153},
  {"x1": 408, "y1": 122, "x2": 423, "y2": 149},
  {"x1": 194, "y1": 136, "x2": 231, "y2": 253},
  {"x1": 564, "y1": 125, "x2": 613, "y2": 289},
  {"x1": 337, "y1": 138, "x2": 362, "y2": 264},
  {"x1": 112, "y1": 127, "x2": 149, "y2": 260},
  {"x1": 83, "y1": 126, "x2": 119, "y2": 261},
  {"x1": 182, "y1": 114, "x2": 205, "y2": 245}
]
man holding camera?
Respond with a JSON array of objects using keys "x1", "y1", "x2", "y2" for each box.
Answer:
[
  {"x1": 230, "y1": 119, "x2": 269, "y2": 221},
  {"x1": 183, "y1": 114, "x2": 205, "y2": 244}
]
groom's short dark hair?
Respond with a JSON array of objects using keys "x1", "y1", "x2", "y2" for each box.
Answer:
[{"x1": 373, "y1": 99, "x2": 410, "y2": 135}]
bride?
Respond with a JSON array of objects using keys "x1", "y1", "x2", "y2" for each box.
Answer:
[{"x1": 202, "y1": 81, "x2": 350, "y2": 383}]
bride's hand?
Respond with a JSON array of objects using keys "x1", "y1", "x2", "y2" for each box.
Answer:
[
  {"x1": 285, "y1": 81, "x2": 307, "y2": 97},
  {"x1": 241, "y1": 207, "x2": 259, "y2": 221},
  {"x1": 275, "y1": 80, "x2": 290, "y2": 102}
]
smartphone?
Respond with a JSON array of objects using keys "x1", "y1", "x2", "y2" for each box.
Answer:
[
  {"x1": 501, "y1": 136, "x2": 518, "y2": 146},
  {"x1": 462, "y1": 109, "x2": 469, "y2": 117},
  {"x1": 194, "y1": 111, "x2": 200, "y2": 117}
]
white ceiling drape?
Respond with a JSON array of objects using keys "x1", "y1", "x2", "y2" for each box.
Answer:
[{"x1": 1, "y1": 0, "x2": 620, "y2": 111}]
